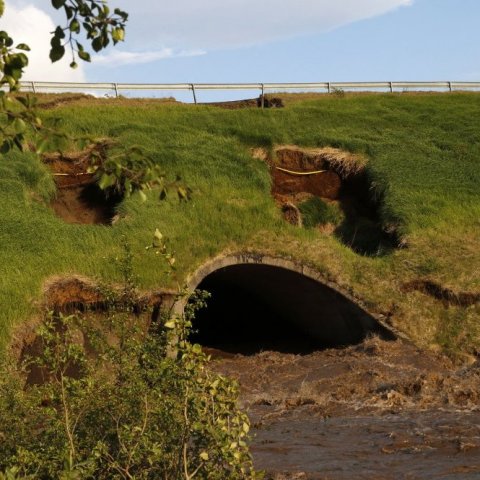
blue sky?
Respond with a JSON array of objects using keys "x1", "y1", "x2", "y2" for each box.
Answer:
[{"x1": 3, "y1": 0, "x2": 480, "y2": 101}]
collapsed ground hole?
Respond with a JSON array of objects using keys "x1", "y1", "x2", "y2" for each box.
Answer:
[
  {"x1": 263, "y1": 146, "x2": 400, "y2": 256},
  {"x1": 43, "y1": 142, "x2": 123, "y2": 225},
  {"x1": 189, "y1": 263, "x2": 395, "y2": 355},
  {"x1": 52, "y1": 183, "x2": 122, "y2": 225},
  {"x1": 19, "y1": 276, "x2": 176, "y2": 385}
]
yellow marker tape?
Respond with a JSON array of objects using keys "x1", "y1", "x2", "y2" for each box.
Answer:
[
  {"x1": 53, "y1": 172, "x2": 90, "y2": 176},
  {"x1": 275, "y1": 166, "x2": 327, "y2": 176}
]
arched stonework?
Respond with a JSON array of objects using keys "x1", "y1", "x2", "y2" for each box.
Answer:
[{"x1": 180, "y1": 252, "x2": 398, "y2": 352}]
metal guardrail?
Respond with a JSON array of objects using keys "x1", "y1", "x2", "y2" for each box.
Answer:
[{"x1": 18, "y1": 81, "x2": 480, "y2": 104}]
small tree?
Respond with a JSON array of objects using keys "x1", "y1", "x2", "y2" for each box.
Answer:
[{"x1": 0, "y1": 237, "x2": 258, "y2": 479}]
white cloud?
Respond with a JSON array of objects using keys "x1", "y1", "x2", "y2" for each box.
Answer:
[
  {"x1": 94, "y1": 48, "x2": 206, "y2": 67},
  {"x1": 111, "y1": 0, "x2": 413, "y2": 50},
  {"x1": 1, "y1": 2, "x2": 86, "y2": 82},
  {"x1": 3, "y1": 0, "x2": 413, "y2": 75}
]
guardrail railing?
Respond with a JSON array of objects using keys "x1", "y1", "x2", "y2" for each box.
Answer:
[{"x1": 17, "y1": 81, "x2": 480, "y2": 105}]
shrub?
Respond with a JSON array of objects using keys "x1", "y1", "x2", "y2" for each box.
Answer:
[{"x1": 0, "y1": 238, "x2": 258, "y2": 479}]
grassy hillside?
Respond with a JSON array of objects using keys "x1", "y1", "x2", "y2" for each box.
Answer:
[{"x1": 0, "y1": 92, "x2": 479, "y2": 356}]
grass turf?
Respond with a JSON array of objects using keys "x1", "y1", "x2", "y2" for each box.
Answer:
[{"x1": 0, "y1": 92, "x2": 479, "y2": 356}]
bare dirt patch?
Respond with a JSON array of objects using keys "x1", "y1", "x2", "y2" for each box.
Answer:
[
  {"x1": 14, "y1": 278, "x2": 177, "y2": 384},
  {"x1": 37, "y1": 93, "x2": 94, "y2": 110},
  {"x1": 264, "y1": 146, "x2": 399, "y2": 256},
  {"x1": 203, "y1": 95, "x2": 284, "y2": 109},
  {"x1": 42, "y1": 275, "x2": 176, "y2": 314},
  {"x1": 43, "y1": 141, "x2": 123, "y2": 225}
]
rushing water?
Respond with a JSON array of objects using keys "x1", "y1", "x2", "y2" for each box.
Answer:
[
  {"x1": 251, "y1": 408, "x2": 480, "y2": 479},
  {"x1": 208, "y1": 339, "x2": 480, "y2": 479}
]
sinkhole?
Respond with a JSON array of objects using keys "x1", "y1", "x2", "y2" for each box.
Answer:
[{"x1": 189, "y1": 263, "x2": 395, "y2": 355}]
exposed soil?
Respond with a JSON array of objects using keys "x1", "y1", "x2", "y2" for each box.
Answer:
[
  {"x1": 403, "y1": 279, "x2": 480, "y2": 307},
  {"x1": 42, "y1": 275, "x2": 175, "y2": 314},
  {"x1": 36, "y1": 94, "x2": 94, "y2": 110},
  {"x1": 16, "y1": 277, "x2": 177, "y2": 385},
  {"x1": 203, "y1": 95, "x2": 284, "y2": 109},
  {"x1": 43, "y1": 141, "x2": 123, "y2": 225},
  {"x1": 208, "y1": 337, "x2": 480, "y2": 479},
  {"x1": 281, "y1": 203, "x2": 303, "y2": 227},
  {"x1": 264, "y1": 146, "x2": 399, "y2": 256}
]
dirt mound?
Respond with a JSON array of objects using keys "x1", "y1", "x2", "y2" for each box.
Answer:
[
  {"x1": 281, "y1": 202, "x2": 302, "y2": 226},
  {"x1": 204, "y1": 95, "x2": 284, "y2": 109},
  {"x1": 43, "y1": 275, "x2": 104, "y2": 310},
  {"x1": 43, "y1": 141, "x2": 122, "y2": 225},
  {"x1": 270, "y1": 146, "x2": 365, "y2": 205}
]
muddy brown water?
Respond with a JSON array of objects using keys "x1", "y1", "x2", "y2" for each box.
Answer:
[{"x1": 207, "y1": 338, "x2": 480, "y2": 479}]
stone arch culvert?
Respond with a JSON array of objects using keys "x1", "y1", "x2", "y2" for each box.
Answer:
[{"x1": 183, "y1": 253, "x2": 396, "y2": 356}]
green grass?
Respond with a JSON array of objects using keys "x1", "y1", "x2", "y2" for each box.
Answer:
[
  {"x1": 298, "y1": 197, "x2": 344, "y2": 228},
  {"x1": 1, "y1": 92, "x2": 479, "y2": 355}
]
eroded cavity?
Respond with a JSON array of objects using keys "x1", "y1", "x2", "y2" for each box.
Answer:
[
  {"x1": 43, "y1": 141, "x2": 123, "y2": 225},
  {"x1": 263, "y1": 146, "x2": 400, "y2": 256}
]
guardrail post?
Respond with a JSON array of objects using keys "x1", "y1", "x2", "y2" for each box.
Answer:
[
  {"x1": 389, "y1": 81, "x2": 393, "y2": 93},
  {"x1": 31, "y1": 81, "x2": 36, "y2": 94},
  {"x1": 113, "y1": 83, "x2": 119, "y2": 98},
  {"x1": 261, "y1": 84, "x2": 265, "y2": 108},
  {"x1": 191, "y1": 84, "x2": 197, "y2": 104}
]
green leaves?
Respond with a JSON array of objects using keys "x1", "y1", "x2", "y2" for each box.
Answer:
[
  {"x1": 15, "y1": 43, "x2": 30, "y2": 51},
  {"x1": 69, "y1": 19, "x2": 80, "y2": 34},
  {"x1": 48, "y1": 1, "x2": 128, "y2": 67},
  {"x1": 86, "y1": 139, "x2": 183, "y2": 204},
  {"x1": 49, "y1": 28, "x2": 65, "y2": 63},
  {"x1": 0, "y1": 239, "x2": 258, "y2": 479},
  {"x1": 49, "y1": 43, "x2": 65, "y2": 63},
  {"x1": 0, "y1": 1, "x2": 130, "y2": 156},
  {"x1": 0, "y1": 30, "x2": 30, "y2": 91},
  {"x1": 77, "y1": 49, "x2": 91, "y2": 62},
  {"x1": 112, "y1": 27, "x2": 125, "y2": 43},
  {"x1": 51, "y1": 0, "x2": 66, "y2": 9},
  {"x1": 12, "y1": 118, "x2": 26, "y2": 134},
  {"x1": 98, "y1": 173, "x2": 116, "y2": 190}
]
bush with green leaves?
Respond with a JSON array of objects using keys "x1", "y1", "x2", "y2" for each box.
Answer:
[{"x1": 0, "y1": 238, "x2": 258, "y2": 479}]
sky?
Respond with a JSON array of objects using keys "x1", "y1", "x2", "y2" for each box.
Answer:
[{"x1": 2, "y1": 0, "x2": 480, "y2": 101}]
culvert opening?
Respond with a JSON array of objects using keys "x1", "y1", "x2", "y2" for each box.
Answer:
[
  {"x1": 267, "y1": 146, "x2": 400, "y2": 256},
  {"x1": 43, "y1": 141, "x2": 123, "y2": 225},
  {"x1": 189, "y1": 263, "x2": 395, "y2": 355}
]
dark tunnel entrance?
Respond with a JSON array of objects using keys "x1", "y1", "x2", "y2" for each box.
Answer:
[{"x1": 189, "y1": 263, "x2": 395, "y2": 355}]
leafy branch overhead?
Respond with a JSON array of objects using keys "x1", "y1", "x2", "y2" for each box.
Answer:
[
  {"x1": 87, "y1": 140, "x2": 192, "y2": 201},
  {"x1": 0, "y1": 2, "x2": 183, "y2": 202},
  {"x1": 49, "y1": 0, "x2": 128, "y2": 68},
  {"x1": 0, "y1": 1, "x2": 127, "y2": 155}
]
